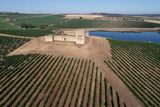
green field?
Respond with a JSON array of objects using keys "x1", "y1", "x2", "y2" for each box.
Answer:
[
  {"x1": 9, "y1": 14, "x2": 51, "y2": 19},
  {"x1": 0, "y1": 29, "x2": 52, "y2": 37},
  {"x1": 12, "y1": 14, "x2": 160, "y2": 29},
  {"x1": 0, "y1": 17, "x2": 18, "y2": 30},
  {"x1": 0, "y1": 14, "x2": 62, "y2": 36},
  {"x1": 0, "y1": 36, "x2": 30, "y2": 61},
  {"x1": 144, "y1": 17, "x2": 160, "y2": 21},
  {"x1": 0, "y1": 13, "x2": 160, "y2": 37},
  {"x1": 52, "y1": 19, "x2": 160, "y2": 28},
  {"x1": 105, "y1": 40, "x2": 160, "y2": 107},
  {"x1": 15, "y1": 15, "x2": 64, "y2": 27}
]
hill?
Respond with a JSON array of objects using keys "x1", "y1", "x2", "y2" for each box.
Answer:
[{"x1": 0, "y1": 13, "x2": 160, "y2": 37}]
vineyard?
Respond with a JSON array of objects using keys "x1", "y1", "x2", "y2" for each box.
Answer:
[
  {"x1": 0, "y1": 29, "x2": 51, "y2": 37},
  {"x1": 0, "y1": 54, "x2": 127, "y2": 107},
  {"x1": 0, "y1": 36, "x2": 30, "y2": 61},
  {"x1": 105, "y1": 40, "x2": 160, "y2": 107}
]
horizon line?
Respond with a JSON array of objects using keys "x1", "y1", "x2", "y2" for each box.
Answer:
[{"x1": 1, "y1": 11, "x2": 160, "y2": 15}]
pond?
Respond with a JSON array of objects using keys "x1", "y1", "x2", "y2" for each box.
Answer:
[{"x1": 89, "y1": 31, "x2": 160, "y2": 43}]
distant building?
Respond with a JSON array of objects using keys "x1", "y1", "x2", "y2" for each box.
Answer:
[
  {"x1": 123, "y1": 17, "x2": 144, "y2": 21},
  {"x1": 45, "y1": 29, "x2": 86, "y2": 44},
  {"x1": 65, "y1": 14, "x2": 143, "y2": 21},
  {"x1": 97, "y1": 16, "x2": 123, "y2": 21},
  {"x1": 65, "y1": 14, "x2": 103, "y2": 20}
]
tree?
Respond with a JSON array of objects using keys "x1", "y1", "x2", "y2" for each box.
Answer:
[
  {"x1": 79, "y1": 17, "x2": 83, "y2": 19},
  {"x1": 40, "y1": 24, "x2": 48, "y2": 29},
  {"x1": 21, "y1": 23, "x2": 35, "y2": 29}
]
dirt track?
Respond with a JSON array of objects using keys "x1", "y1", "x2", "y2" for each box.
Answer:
[{"x1": 9, "y1": 36, "x2": 144, "y2": 107}]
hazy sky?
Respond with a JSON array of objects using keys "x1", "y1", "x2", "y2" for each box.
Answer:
[{"x1": 0, "y1": 0, "x2": 160, "y2": 14}]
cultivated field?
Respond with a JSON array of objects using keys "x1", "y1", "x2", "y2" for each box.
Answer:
[
  {"x1": 144, "y1": 16, "x2": 160, "y2": 24},
  {"x1": 105, "y1": 40, "x2": 160, "y2": 107},
  {"x1": 1, "y1": 13, "x2": 160, "y2": 37},
  {"x1": 0, "y1": 54, "x2": 127, "y2": 107},
  {"x1": 0, "y1": 16, "x2": 18, "y2": 30},
  {"x1": 8, "y1": 36, "x2": 142, "y2": 107},
  {"x1": 0, "y1": 35, "x2": 30, "y2": 61},
  {"x1": 14, "y1": 15, "x2": 64, "y2": 27},
  {"x1": 53, "y1": 19, "x2": 160, "y2": 28},
  {"x1": 0, "y1": 29, "x2": 51, "y2": 37},
  {"x1": 7, "y1": 14, "x2": 160, "y2": 29},
  {"x1": 0, "y1": 15, "x2": 51, "y2": 37}
]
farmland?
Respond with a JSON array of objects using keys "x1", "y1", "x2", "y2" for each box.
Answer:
[
  {"x1": 0, "y1": 35, "x2": 30, "y2": 61},
  {"x1": 0, "y1": 54, "x2": 127, "y2": 107},
  {"x1": 0, "y1": 29, "x2": 51, "y2": 37},
  {"x1": 7, "y1": 14, "x2": 160, "y2": 29},
  {"x1": 0, "y1": 13, "x2": 160, "y2": 37},
  {"x1": 0, "y1": 16, "x2": 18, "y2": 30},
  {"x1": 53, "y1": 19, "x2": 160, "y2": 28},
  {"x1": 14, "y1": 15, "x2": 64, "y2": 27},
  {"x1": 0, "y1": 12, "x2": 160, "y2": 107},
  {"x1": 14, "y1": 16, "x2": 160, "y2": 29},
  {"x1": 105, "y1": 40, "x2": 160, "y2": 107},
  {"x1": 0, "y1": 15, "x2": 51, "y2": 37}
]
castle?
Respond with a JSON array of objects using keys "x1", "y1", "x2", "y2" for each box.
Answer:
[{"x1": 45, "y1": 29, "x2": 87, "y2": 44}]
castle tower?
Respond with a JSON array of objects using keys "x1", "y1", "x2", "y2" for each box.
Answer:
[
  {"x1": 75, "y1": 29, "x2": 85, "y2": 44},
  {"x1": 45, "y1": 34, "x2": 53, "y2": 42}
]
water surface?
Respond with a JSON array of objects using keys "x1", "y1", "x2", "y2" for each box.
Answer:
[{"x1": 89, "y1": 31, "x2": 160, "y2": 43}]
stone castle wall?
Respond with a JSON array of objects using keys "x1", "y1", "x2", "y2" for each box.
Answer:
[
  {"x1": 45, "y1": 34, "x2": 53, "y2": 42},
  {"x1": 45, "y1": 29, "x2": 86, "y2": 44},
  {"x1": 75, "y1": 29, "x2": 85, "y2": 44},
  {"x1": 65, "y1": 14, "x2": 103, "y2": 20},
  {"x1": 54, "y1": 35, "x2": 76, "y2": 42}
]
